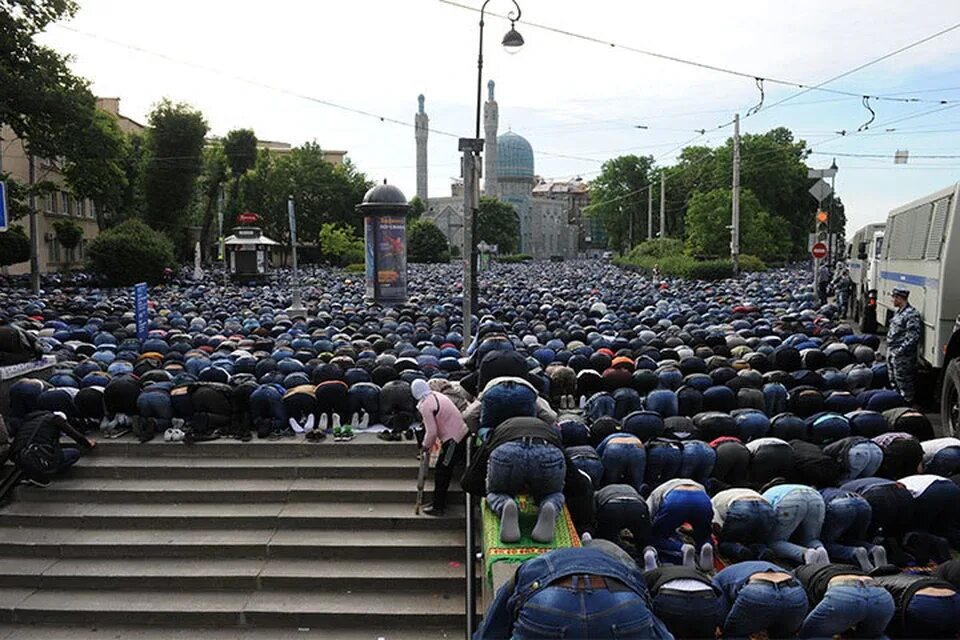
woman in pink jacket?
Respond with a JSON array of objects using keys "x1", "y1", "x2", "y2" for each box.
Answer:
[{"x1": 412, "y1": 379, "x2": 468, "y2": 516}]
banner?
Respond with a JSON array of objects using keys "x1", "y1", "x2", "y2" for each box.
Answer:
[{"x1": 134, "y1": 282, "x2": 149, "y2": 341}]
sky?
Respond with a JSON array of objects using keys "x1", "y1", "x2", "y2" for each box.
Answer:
[{"x1": 37, "y1": 0, "x2": 960, "y2": 237}]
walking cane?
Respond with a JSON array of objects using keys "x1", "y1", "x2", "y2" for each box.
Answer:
[{"x1": 415, "y1": 449, "x2": 429, "y2": 515}]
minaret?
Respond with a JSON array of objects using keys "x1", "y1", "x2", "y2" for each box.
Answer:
[
  {"x1": 483, "y1": 80, "x2": 499, "y2": 198},
  {"x1": 415, "y1": 94, "x2": 428, "y2": 201}
]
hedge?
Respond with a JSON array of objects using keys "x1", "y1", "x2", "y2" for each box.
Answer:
[
  {"x1": 86, "y1": 219, "x2": 176, "y2": 286},
  {"x1": 495, "y1": 253, "x2": 534, "y2": 263},
  {"x1": 0, "y1": 225, "x2": 31, "y2": 267},
  {"x1": 614, "y1": 253, "x2": 766, "y2": 280}
]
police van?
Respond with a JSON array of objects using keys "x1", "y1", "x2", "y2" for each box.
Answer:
[
  {"x1": 874, "y1": 182, "x2": 960, "y2": 435},
  {"x1": 847, "y1": 222, "x2": 885, "y2": 331}
]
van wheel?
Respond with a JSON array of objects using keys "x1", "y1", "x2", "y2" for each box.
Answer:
[{"x1": 942, "y1": 360, "x2": 960, "y2": 437}]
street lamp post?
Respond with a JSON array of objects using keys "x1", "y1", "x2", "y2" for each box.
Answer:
[{"x1": 461, "y1": 4, "x2": 523, "y2": 638}]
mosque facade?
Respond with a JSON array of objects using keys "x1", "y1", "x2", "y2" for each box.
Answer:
[{"x1": 417, "y1": 83, "x2": 581, "y2": 259}]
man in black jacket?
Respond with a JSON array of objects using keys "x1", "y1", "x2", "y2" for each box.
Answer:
[{"x1": 12, "y1": 410, "x2": 95, "y2": 488}]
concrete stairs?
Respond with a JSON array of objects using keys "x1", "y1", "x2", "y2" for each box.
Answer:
[{"x1": 0, "y1": 435, "x2": 467, "y2": 638}]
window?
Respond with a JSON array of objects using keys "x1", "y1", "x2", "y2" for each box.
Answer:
[
  {"x1": 63, "y1": 192, "x2": 73, "y2": 216},
  {"x1": 48, "y1": 237, "x2": 60, "y2": 263},
  {"x1": 46, "y1": 193, "x2": 55, "y2": 213},
  {"x1": 90, "y1": 201, "x2": 97, "y2": 219},
  {"x1": 78, "y1": 199, "x2": 86, "y2": 218}
]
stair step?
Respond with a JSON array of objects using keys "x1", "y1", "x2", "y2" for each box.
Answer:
[
  {"x1": 69, "y1": 456, "x2": 427, "y2": 480},
  {"x1": 0, "y1": 501, "x2": 464, "y2": 530},
  {"x1": 0, "y1": 624, "x2": 459, "y2": 639},
  {"x1": 0, "y1": 527, "x2": 465, "y2": 560},
  {"x1": 14, "y1": 478, "x2": 462, "y2": 504},
  {"x1": 0, "y1": 587, "x2": 463, "y2": 627},
  {"x1": 0, "y1": 557, "x2": 467, "y2": 591},
  {"x1": 82, "y1": 435, "x2": 417, "y2": 459}
]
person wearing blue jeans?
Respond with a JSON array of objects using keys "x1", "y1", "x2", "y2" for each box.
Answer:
[
  {"x1": 645, "y1": 438, "x2": 682, "y2": 487},
  {"x1": 565, "y1": 445, "x2": 603, "y2": 488},
  {"x1": 645, "y1": 564, "x2": 723, "y2": 639},
  {"x1": 249, "y1": 383, "x2": 289, "y2": 438},
  {"x1": 824, "y1": 436, "x2": 884, "y2": 482},
  {"x1": 871, "y1": 570, "x2": 960, "y2": 638},
  {"x1": 713, "y1": 561, "x2": 809, "y2": 639},
  {"x1": 648, "y1": 479, "x2": 713, "y2": 565},
  {"x1": 712, "y1": 488, "x2": 776, "y2": 561},
  {"x1": 762, "y1": 484, "x2": 827, "y2": 565},
  {"x1": 922, "y1": 438, "x2": 960, "y2": 476},
  {"x1": 820, "y1": 488, "x2": 879, "y2": 570},
  {"x1": 595, "y1": 484, "x2": 651, "y2": 550},
  {"x1": 477, "y1": 378, "x2": 538, "y2": 435},
  {"x1": 796, "y1": 563, "x2": 895, "y2": 639},
  {"x1": 900, "y1": 474, "x2": 960, "y2": 552},
  {"x1": 598, "y1": 433, "x2": 647, "y2": 494},
  {"x1": 678, "y1": 439, "x2": 716, "y2": 484},
  {"x1": 476, "y1": 546, "x2": 674, "y2": 639},
  {"x1": 483, "y1": 419, "x2": 566, "y2": 544},
  {"x1": 136, "y1": 382, "x2": 173, "y2": 443}
]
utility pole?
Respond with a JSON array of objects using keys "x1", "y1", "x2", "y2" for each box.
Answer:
[
  {"x1": 659, "y1": 172, "x2": 666, "y2": 238},
  {"x1": 460, "y1": 141, "x2": 481, "y2": 355},
  {"x1": 626, "y1": 204, "x2": 633, "y2": 249},
  {"x1": 731, "y1": 113, "x2": 741, "y2": 275},
  {"x1": 286, "y1": 196, "x2": 306, "y2": 318},
  {"x1": 647, "y1": 183, "x2": 653, "y2": 240},
  {"x1": 28, "y1": 154, "x2": 40, "y2": 295},
  {"x1": 217, "y1": 187, "x2": 226, "y2": 287}
]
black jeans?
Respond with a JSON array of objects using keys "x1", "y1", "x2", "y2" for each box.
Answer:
[
  {"x1": 431, "y1": 438, "x2": 466, "y2": 510},
  {"x1": 596, "y1": 500, "x2": 651, "y2": 548}
]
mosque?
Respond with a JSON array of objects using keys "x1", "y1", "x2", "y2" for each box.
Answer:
[{"x1": 416, "y1": 82, "x2": 582, "y2": 259}]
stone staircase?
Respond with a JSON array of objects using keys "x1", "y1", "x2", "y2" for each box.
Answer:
[{"x1": 0, "y1": 435, "x2": 466, "y2": 638}]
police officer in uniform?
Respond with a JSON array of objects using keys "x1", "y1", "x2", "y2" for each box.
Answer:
[{"x1": 886, "y1": 287, "x2": 922, "y2": 407}]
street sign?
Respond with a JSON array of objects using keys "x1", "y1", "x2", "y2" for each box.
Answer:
[
  {"x1": 287, "y1": 201, "x2": 298, "y2": 245},
  {"x1": 811, "y1": 242, "x2": 828, "y2": 260},
  {"x1": 133, "y1": 282, "x2": 149, "y2": 341},
  {"x1": 809, "y1": 179, "x2": 833, "y2": 202},
  {"x1": 0, "y1": 181, "x2": 7, "y2": 232},
  {"x1": 816, "y1": 210, "x2": 828, "y2": 224}
]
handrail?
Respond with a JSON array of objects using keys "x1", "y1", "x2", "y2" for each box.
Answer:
[{"x1": 464, "y1": 435, "x2": 477, "y2": 638}]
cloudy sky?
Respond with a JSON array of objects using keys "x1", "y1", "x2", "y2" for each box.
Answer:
[{"x1": 39, "y1": 0, "x2": 960, "y2": 235}]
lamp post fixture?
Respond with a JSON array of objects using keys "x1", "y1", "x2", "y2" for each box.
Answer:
[{"x1": 461, "y1": 4, "x2": 523, "y2": 638}]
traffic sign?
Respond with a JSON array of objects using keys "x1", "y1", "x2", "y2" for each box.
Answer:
[
  {"x1": 811, "y1": 242, "x2": 828, "y2": 259},
  {"x1": 809, "y1": 179, "x2": 833, "y2": 202},
  {"x1": 0, "y1": 181, "x2": 7, "y2": 232},
  {"x1": 816, "y1": 210, "x2": 828, "y2": 224}
]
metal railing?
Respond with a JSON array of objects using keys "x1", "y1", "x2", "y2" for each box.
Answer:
[{"x1": 464, "y1": 436, "x2": 477, "y2": 638}]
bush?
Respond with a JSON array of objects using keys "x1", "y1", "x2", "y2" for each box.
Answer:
[
  {"x1": 685, "y1": 259, "x2": 734, "y2": 280},
  {"x1": 0, "y1": 225, "x2": 31, "y2": 267},
  {"x1": 344, "y1": 263, "x2": 365, "y2": 273},
  {"x1": 408, "y1": 219, "x2": 450, "y2": 263},
  {"x1": 53, "y1": 218, "x2": 83, "y2": 250},
  {"x1": 628, "y1": 238, "x2": 685, "y2": 259},
  {"x1": 449, "y1": 244, "x2": 461, "y2": 259},
  {"x1": 318, "y1": 223, "x2": 364, "y2": 267},
  {"x1": 738, "y1": 254, "x2": 767, "y2": 273},
  {"x1": 615, "y1": 253, "x2": 737, "y2": 281},
  {"x1": 495, "y1": 253, "x2": 533, "y2": 263},
  {"x1": 86, "y1": 219, "x2": 175, "y2": 286}
]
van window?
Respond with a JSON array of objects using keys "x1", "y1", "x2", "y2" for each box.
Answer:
[{"x1": 874, "y1": 237, "x2": 883, "y2": 258}]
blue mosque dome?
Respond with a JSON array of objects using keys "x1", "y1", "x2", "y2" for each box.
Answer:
[{"x1": 496, "y1": 131, "x2": 534, "y2": 180}]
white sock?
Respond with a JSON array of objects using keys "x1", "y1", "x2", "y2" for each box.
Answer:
[
  {"x1": 360, "y1": 412, "x2": 370, "y2": 429},
  {"x1": 303, "y1": 414, "x2": 315, "y2": 433},
  {"x1": 333, "y1": 414, "x2": 341, "y2": 430},
  {"x1": 351, "y1": 412, "x2": 360, "y2": 428},
  {"x1": 289, "y1": 417, "x2": 304, "y2": 434},
  {"x1": 319, "y1": 413, "x2": 329, "y2": 432}
]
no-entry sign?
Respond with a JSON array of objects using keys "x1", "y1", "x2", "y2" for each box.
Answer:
[{"x1": 811, "y1": 242, "x2": 828, "y2": 259}]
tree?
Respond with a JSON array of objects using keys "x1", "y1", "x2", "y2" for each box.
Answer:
[
  {"x1": 408, "y1": 196, "x2": 426, "y2": 222},
  {"x1": 86, "y1": 219, "x2": 175, "y2": 285},
  {"x1": 408, "y1": 219, "x2": 449, "y2": 263},
  {"x1": 143, "y1": 99, "x2": 208, "y2": 255},
  {"x1": 585, "y1": 154, "x2": 655, "y2": 251},
  {"x1": 222, "y1": 128, "x2": 257, "y2": 220},
  {"x1": 317, "y1": 222, "x2": 363, "y2": 266},
  {"x1": 477, "y1": 196, "x2": 520, "y2": 254},
  {"x1": 52, "y1": 217, "x2": 82, "y2": 269},
  {"x1": 684, "y1": 187, "x2": 790, "y2": 261},
  {"x1": 63, "y1": 109, "x2": 128, "y2": 226},
  {"x1": 196, "y1": 143, "x2": 229, "y2": 259},
  {"x1": 0, "y1": 225, "x2": 31, "y2": 267}
]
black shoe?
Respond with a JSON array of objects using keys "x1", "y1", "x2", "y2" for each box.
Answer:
[
  {"x1": 422, "y1": 504, "x2": 445, "y2": 516},
  {"x1": 24, "y1": 477, "x2": 52, "y2": 489},
  {"x1": 378, "y1": 430, "x2": 402, "y2": 442}
]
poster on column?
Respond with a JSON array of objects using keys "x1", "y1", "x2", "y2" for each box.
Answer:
[
  {"x1": 364, "y1": 217, "x2": 377, "y2": 299},
  {"x1": 376, "y1": 216, "x2": 407, "y2": 301}
]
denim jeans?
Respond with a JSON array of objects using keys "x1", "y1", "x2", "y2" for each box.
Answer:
[
  {"x1": 249, "y1": 386, "x2": 288, "y2": 434},
  {"x1": 769, "y1": 488, "x2": 826, "y2": 564},
  {"x1": 722, "y1": 578, "x2": 809, "y2": 639},
  {"x1": 912, "y1": 478, "x2": 960, "y2": 544},
  {"x1": 821, "y1": 492, "x2": 874, "y2": 564},
  {"x1": 842, "y1": 442, "x2": 884, "y2": 482},
  {"x1": 348, "y1": 383, "x2": 381, "y2": 424},
  {"x1": 566, "y1": 446, "x2": 604, "y2": 489},
  {"x1": 480, "y1": 382, "x2": 537, "y2": 433},
  {"x1": 652, "y1": 586, "x2": 723, "y2": 639},
  {"x1": 585, "y1": 393, "x2": 616, "y2": 422},
  {"x1": 719, "y1": 498, "x2": 777, "y2": 549},
  {"x1": 601, "y1": 436, "x2": 647, "y2": 493},
  {"x1": 800, "y1": 581, "x2": 895, "y2": 639},
  {"x1": 646, "y1": 389, "x2": 679, "y2": 418},
  {"x1": 927, "y1": 446, "x2": 960, "y2": 476},
  {"x1": 646, "y1": 442, "x2": 682, "y2": 487},
  {"x1": 27, "y1": 447, "x2": 81, "y2": 481},
  {"x1": 679, "y1": 440, "x2": 716, "y2": 484},
  {"x1": 486, "y1": 441, "x2": 566, "y2": 517},
  {"x1": 623, "y1": 411, "x2": 666, "y2": 441},
  {"x1": 763, "y1": 383, "x2": 789, "y2": 417},
  {"x1": 596, "y1": 500, "x2": 651, "y2": 548},
  {"x1": 512, "y1": 581, "x2": 674, "y2": 639},
  {"x1": 651, "y1": 487, "x2": 713, "y2": 564},
  {"x1": 136, "y1": 391, "x2": 173, "y2": 430},
  {"x1": 904, "y1": 592, "x2": 960, "y2": 639}
]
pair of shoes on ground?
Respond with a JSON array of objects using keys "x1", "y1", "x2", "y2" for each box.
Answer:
[
  {"x1": 558, "y1": 395, "x2": 577, "y2": 410},
  {"x1": 349, "y1": 412, "x2": 371, "y2": 430},
  {"x1": 332, "y1": 426, "x2": 355, "y2": 441},
  {"x1": 164, "y1": 428, "x2": 186, "y2": 442},
  {"x1": 377, "y1": 430, "x2": 403, "y2": 442}
]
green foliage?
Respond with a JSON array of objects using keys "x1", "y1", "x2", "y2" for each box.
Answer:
[
  {"x1": 114, "y1": 133, "x2": 148, "y2": 224},
  {"x1": 52, "y1": 217, "x2": 83, "y2": 249},
  {"x1": 63, "y1": 109, "x2": 128, "y2": 222},
  {"x1": 196, "y1": 143, "x2": 229, "y2": 257},
  {"x1": 478, "y1": 196, "x2": 520, "y2": 255},
  {"x1": 449, "y1": 243, "x2": 461, "y2": 259},
  {"x1": 495, "y1": 253, "x2": 533, "y2": 263},
  {"x1": 684, "y1": 187, "x2": 792, "y2": 261},
  {"x1": 222, "y1": 128, "x2": 257, "y2": 224},
  {"x1": 615, "y1": 253, "x2": 735, "y2": 280},
  {"x1": 86, "y1": 219, "x2": 175, "y2": 286},
  {"x1": 344, "y1": 263, "x2": 365, "y2": 273},
  {"x1": 408, "y1": 196, "x2": 426, "y2": 222},
  {"x1": 143, "y1": 99, "x2": 209, "y2": 254},
  {"x1": 0, "y1": 225, "x2": 31, "y2": 267},
  {"x1": 318, "y1": 223, "x2": 363, "y2": 266},
  {"x1": 737, "y1": 254, "x2": 767, "y2": 272},
  {"x1": 585, "y1": 155, "x2": 655, "y2": 250},
  {"x1": 408, "y1": 219, "x2": 449, "y2": 263},
  {"x1": 628, "y1": 238, "x2": 685, "y2": 260}
]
